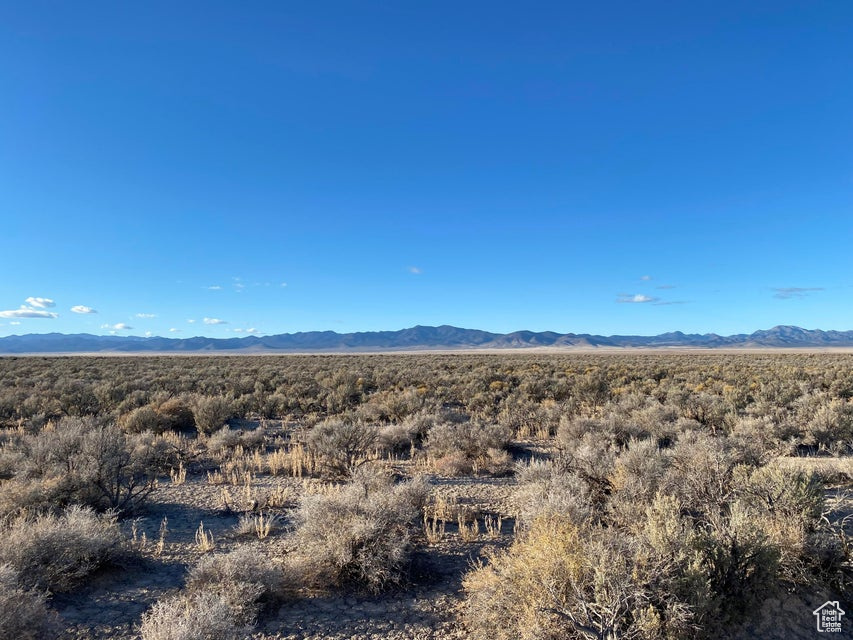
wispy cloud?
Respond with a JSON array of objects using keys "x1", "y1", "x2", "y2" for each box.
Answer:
[
  {"x1": 640, "y1": 275, "x2": 652, "y2": 281},
  {"x1": 0, "y1": 305, "x2": 59, "y2": 319},
  {"x1": 206, "y1": 285, "x2": 222, "y2": 290},
  {"x1": 203, "y1": 317, "x2": 228, "y2": 325},
  {"x1": 25, "y1": 297, "x2": 55, "y2": 309},
  {"x1": 233, "y1": 327, "x2": 259, "y2": 334},
  {"x1": 135, "y1": 313, "x2": 157, "y2": 318},
  {"x1": 408, "y1": 266, "x2": 423, "y2": 275},
  {"x1": 187, "y1": 319, "x2": 196, "y2": 324},
  {"x1": 280, "y1": 282, "x2": 288, "y2": 288},
  {"x1": 616, "y1": 293, "x2": 659, "y2": 304},
  {"x1": 169, "y1": 328, "x2": 182, "y2": 333},
  {"x1": 773, "y1": 287, "x2": 824, "y2": 299},
  {"x1": 71, "y1": 305, "x2": 97, "y2": 314},
  {"x1": 652, "y1": 300, "x2": 689, "y2": 306},
  {"x1": 102, "y1": 323, "x2": 133, "y2": 330}
]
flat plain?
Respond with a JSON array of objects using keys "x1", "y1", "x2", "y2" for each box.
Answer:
[{"x1": 0, "y1": 353, "x2": 850, "y2": 640}]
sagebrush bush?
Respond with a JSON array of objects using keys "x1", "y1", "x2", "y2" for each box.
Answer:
[
  {"x1": 187, "y1": 546, "x2": 287, "y2": 609},
  {"x1": 512, "y1": 459, "x2": 594, "y2": 528},
  {"x1": 0, "y1": 418, "x2": 174, "y2": 515},
  {"x1": 425, "y1": 421, "x2": 512, "y2": 475},
  {"x1": 139, "y1": 589, "x2": 257, "y2": 640},
  {"x1": 463, "y1": 513, "x2": 695, "y2": 640},
  {"x1": 0, "y1": 563, "x2": 59, "y2": 640},
  {"x1": 0, "y1": 505, "x2": 122, "y2": 591},
  {"x1": 306, "y1": 419, "x2": 378, "y2": 477},
  {"x1": 293, "y1": 470, "x2": 427, "y2": 592},
  {"x1": 192, "y1": 396, "x2": 233, "y2": 435}
]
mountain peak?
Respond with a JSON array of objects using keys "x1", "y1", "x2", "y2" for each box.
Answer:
[{"x1": 1, "y1": 325, "x2": 853, "y2": 353}]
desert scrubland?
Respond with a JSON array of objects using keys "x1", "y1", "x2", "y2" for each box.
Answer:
[{"x1": 0, "y1": 353, "x2": 850, "y2": 639}]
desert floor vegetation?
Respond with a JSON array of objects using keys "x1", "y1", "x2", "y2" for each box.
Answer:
[{"x1": 0, "y1": 352, "x2": 850, "y2": 638}]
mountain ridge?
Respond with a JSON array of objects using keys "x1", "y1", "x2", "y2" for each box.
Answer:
[{"x1": 1, "y1": 325, "x2": 853, "y2": 353}]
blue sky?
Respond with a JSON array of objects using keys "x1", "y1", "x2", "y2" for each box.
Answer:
[{"x1": 1, "y1": 1, "x2": 852, "y2": 338}]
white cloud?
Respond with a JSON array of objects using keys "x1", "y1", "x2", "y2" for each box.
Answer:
[
  {"x1": 280, "y1": 282, "x2": 288, "y2": 287},
  {"x1": 0, "y1": 306, "x2": 59, "y2": 319},
  {"x1": 25, "y1": 297, "x2": 55, "y2": 309},
  {"x1": 169, "y1": 328, "x2": 182, "y2": 333},
  {"x1": 616, "y1": 294, "x2": 659, "y2": 304},
  {"x1": 408, "y1": 266, "x2": 422, "y2": 275},
  {"x1": 640, "y1": 275, "x2": 652, "y2": 281},
  {"x1": 135, "y1": 313, "x2": 157, "y2": 318},
  {"x1": 10, "y1": 321, "x2": 20, "y2": 325},
  {"x1": 71, "y1": 305, "x2": 97, "y2": 314},
  {"x1": 233, "y1": 327, "x2": 259, "y2": 334},
  {"x1": 102, "y1": 323, "x2": 133, "y2": 330},
  {"x1": 206, "y1": 285, "x2": 222, "y2": 290},
  {"x1": 144, "y1": 331, "x2": 153, "y2": 337},
  {"x1": 187, "y1": 319, "x2": 196, "y2": 324},
  {"x1": 203, "y1": 317, "x2": 227, "y2": 325}
]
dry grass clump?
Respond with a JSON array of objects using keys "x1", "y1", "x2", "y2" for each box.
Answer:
[
  {"x1": 0, "y1": 505, "x2": 122, "y2": 592},
  {"x1": 140, "y1": 547, "x2": 288, "y2": 640},
  {"x1": 292, "y1": 468, "x2": 428, "y2": 592},
  {"x1": 0, "y1": 563, "x2": 60, "y2": 640}
]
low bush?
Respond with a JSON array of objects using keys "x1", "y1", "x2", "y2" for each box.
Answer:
[
  {"x1": 192, "y1": 396, "x2": 233, "y2": 435},
  {"x1": 0, "y1": 563, "x2": 59, "y2": 640},
  {"x1": 293, "y1": 469, "x2": 427, "y2": 592},
  {"x1": 139, "y1": 590, "x2": 257, "y2": 640},
  {"x1": 306, "y1": 419, "x2": 378, "y2": 477},
  {"x1": 425, "y1": 421, "x2": 512, "y2": 475},
  {"x1": 0, "y1": 505, "x2": 122, "y2": 592},
  {"x1": 187, "y1": 546, "x2": 287, "y2": 609},
  {"x1": 0, "y1": 418, "x2": 174, "y2": 515}
]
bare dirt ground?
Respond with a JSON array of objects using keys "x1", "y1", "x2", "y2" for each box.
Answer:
[{"x1": 46, "y1": 422, "x2": 852, "y2": 640}]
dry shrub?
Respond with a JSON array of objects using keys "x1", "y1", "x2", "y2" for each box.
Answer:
[
  {"x1": 306, "y1": 419, "x2": 378, "y2": 477},
  {"x1": 208, "y1": 426, "x2": 266, "y2": 455},
  {"x1": 141, "y1": 546, "x2": 288, "y2": 640},
  {"x1": 139, "y1": 590, "x2": 256, "y2": 640},
  {"x1": 0, "y1": 563, "x2": 60, "y2": 640},
  {"x1": 608, "y1": 438, "x2": 669, "y2": 526},
  {"x1": 293, "y1": 469, "x2": 427, "y2": 592},
  {"x1": 155, "y1": 396, "x2": 196, "y2": 432},
  {"x1": 425, "y1": 421, "x2": 512, "y2": 475},
  {"x1": 512, "y1": 459, "x2": 594, "y2": 528},
  {"x1": 0, "y1": 417, "x2": 174, "y2": 515},
  {"x1": 192, "y1": 396, "x2": 233, "y2": 435},
  {"x1": 0, "y1": 505, "x2": 122, "y2": 592},
  {"x1": 463, "y1": 513, "x2": 694, "y2": 640},
  {"x1": 187, "y1": 546, "x2": 287, "y2": 609}
]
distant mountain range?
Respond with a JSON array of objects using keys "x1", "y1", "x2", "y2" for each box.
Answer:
[{"x1": 1, "y1": 325, "x2": 853, "y2": 353}]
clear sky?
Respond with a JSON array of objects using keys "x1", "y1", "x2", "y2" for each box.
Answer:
[{"x1": 1, "y1": 1, "x2": 852, "y2": 338}]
